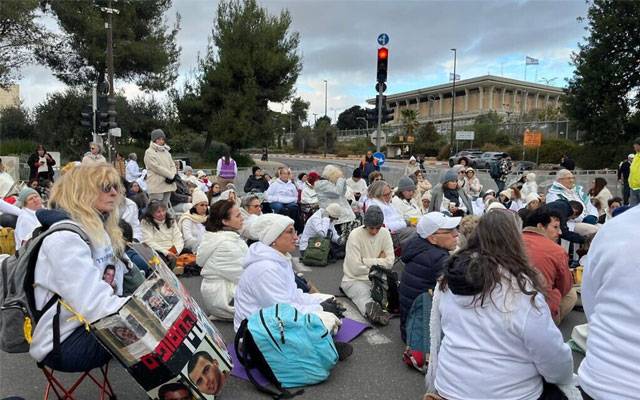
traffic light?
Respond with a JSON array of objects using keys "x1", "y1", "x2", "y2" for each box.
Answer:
[
  {"x1": 381, "y1": 104, "x2": 394, "y2": 124},
  {"x1": 80, "y1": 105, "x2": 93, "y2": 129},
  {"x1": 96, "y1": 95, "x2": 118, "y2": 133},
  {"x1": 377, "y1": 47, "x2": 389, "y2": 83},
  {"x1": 365, "y1": 107, "x2": 377, "y2": 124}
]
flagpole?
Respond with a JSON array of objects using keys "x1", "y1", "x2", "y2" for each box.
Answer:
[{"x1": 524, "y1": 56, "x2": 527, "y2": 81}]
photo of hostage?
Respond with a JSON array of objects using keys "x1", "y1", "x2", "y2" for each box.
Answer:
[
  {"x1": 110, "y1": 326, "x2": 141, "y2": 347},
  {"x1": 142, "y1": 279, "x2": 181, "y2": 321},
  {"x1": 102, "y1": 264, "x2": 117, "y2": 292},
  {"x1": 187, "y1": 351, "x2": 229, "y2": 396},
  {"x1": 146, "y1": 294, "x2": 172, "y2": 321},
  {"x1": 157, "y1": 381, "x2": 194, "y2": 400}
]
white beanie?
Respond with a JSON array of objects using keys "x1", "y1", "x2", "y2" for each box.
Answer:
[
  {"x1": 525, "y1": 192, "x2": 541, "y2": 206},
  {"x1": 526, "y1": 172, "x2": 536, "y2": 182},
  {"x1": 192, "y1": 189, "x2": 208, "y2": 205},
  {"x1": 486, "y1": 201, "x2": 507, "y2": 212},
  {"x1": 251, "y1": 214, "x2": 295, "y2": 246},
  {"x1": 325, "y1": 203, "x2": 343, "y2": 219}
]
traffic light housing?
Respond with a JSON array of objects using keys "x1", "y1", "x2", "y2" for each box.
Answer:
[
  {"x1": 96, "y1": 95, "x2": 118, "y2": 133},
  {"x1": 377, "y1": 47, "x2": 389, "y2": 83},
  {"x1": 80, "y1": 105, "x2": 93, "y2": 129},
  {"x1": 365, "y1": 108, "x2": 377, "y2": 124},
  {"x1": 381, "y1": 104, "x2": 394, "y2": 124}
]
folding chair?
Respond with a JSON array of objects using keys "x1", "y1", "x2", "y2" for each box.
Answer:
[{"x1": 40, "y1": 360, "x2": 116, "y2": 400}]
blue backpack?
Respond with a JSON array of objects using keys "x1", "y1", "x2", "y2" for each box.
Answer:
[
  {"x1": 402, "y1": 291, "x2": 433, "y2": 373},
  {"x1": 234, "y1": 303, "x2": 339, "y2": 398}
]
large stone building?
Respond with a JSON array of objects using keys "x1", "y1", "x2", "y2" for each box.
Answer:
[
  {"x1": 369, "y1": 75, "x2": 564, "y2": 130},
  {"x1": 0, "y1": 85, "x2": 20, "y2": 110}
]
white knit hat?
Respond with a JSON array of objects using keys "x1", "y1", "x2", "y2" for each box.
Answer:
[
  {"x1": 192, "y1": 189, "x2": 208, "y2": 206},
  {"x1": 486, "y1": 201, "x2": 507, "y2": 212},
  {"x1": 251, "y1": 214, "x2": 295, "y2": 246},
  {"x1": 524, "y1": 192, "x2": 541, "y2": 206},
  {"x1": 325, "y1": 203, "x2": 343, "y2": 219}
]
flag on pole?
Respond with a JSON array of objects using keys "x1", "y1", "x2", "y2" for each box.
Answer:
[
  {"x1": 449, "y1": 73, "x2": 460, "y2": 81},
  {"x1": 525, "y1": 56, "x2": 539, "y2": 65}
]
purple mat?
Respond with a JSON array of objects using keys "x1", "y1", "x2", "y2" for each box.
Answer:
[{"x1": 228, "y1": 318, "x2": 370, "y2": 384}]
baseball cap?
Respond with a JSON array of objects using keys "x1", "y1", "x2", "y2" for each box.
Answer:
[{"x1": 416, "y1": 212, "x2": 461, "y2": 238}]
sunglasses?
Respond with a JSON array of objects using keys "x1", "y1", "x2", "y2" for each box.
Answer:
[{"x1": 101, "y1": 182, "x2": 120, "y2": 193}]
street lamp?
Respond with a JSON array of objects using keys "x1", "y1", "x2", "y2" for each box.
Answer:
[
  {"x1": 450, "y1": 48, "x2": 457, "y2": 156},
  {"x1": 323, "y1": 80, "x2": 328, "y2": 157}
]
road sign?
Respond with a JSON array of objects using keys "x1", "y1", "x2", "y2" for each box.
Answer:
[
  {"x1": 373, "y1": 151, "x2": 386, "y2": 166},
  {"x1": 456, "y1": 131, "x2": 475, "y2": 140},
  {"x1": 375, "y1": 82, "x2": 387, "y2": 93},
  {"x1": 377, "y1": 33, "x2": 389, "y2": 46},
  {"x1": 524, "y1": 130, "x2": 542, "y2": 147}
]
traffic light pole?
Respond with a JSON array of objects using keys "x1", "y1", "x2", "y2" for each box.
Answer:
[
  {"x1": 376, "y1": 86, "x2": 383, "y2": 152},
  {"x1": 104, "y1": 0, "x2": 117, "y2": 162},
  {"x1": 92, "y1": 85, "x2": 97, "y2": 143}
]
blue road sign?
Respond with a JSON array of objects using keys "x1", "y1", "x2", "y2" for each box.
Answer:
[
  {"x1": 373, "y1": 151, "x2": 386, "y2": 166},
  {"x1": 377, "y1": 33, "x2": 389, "y2": 46}
]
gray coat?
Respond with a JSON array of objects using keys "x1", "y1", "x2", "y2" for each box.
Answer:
[
  {"x1": 428, "y1": 185, "x2": 474, "y2": 215},
  {"x1": 314, "y1": 178, "x2": 356, "y2": 224}
]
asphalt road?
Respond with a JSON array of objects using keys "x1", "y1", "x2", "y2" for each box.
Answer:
[{"x1": 0, "y1": 157, "x2": 587, "y2": 400}]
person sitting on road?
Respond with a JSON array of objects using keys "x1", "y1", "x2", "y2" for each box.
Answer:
[
  {"x1": 413, "y1": 170, "x2": 433, "y2": 212},
  {"x1": 391, "y1": 177, "x2": 422, "y2": 223},
  {"x1": 472, "y1": 189, "x2": 495, "y2": 216},
  {"x1": 456, "y1": 214, "x2": 479, "y2": 251},
  {"x1": 404, "y1": 156, "x2": 420, "y2": 176},
  {"x1": 264, "y1": 167, "x2": 298, "y2": 217},
  {"x1": 314, "y1": 165, "x2": 357, "y2": 227},
  {"x1": 14, "y1": 187, "x2": 44, "y2": 250},
  {"x1": 125, "y1": 153, "x2": 142, "y2": 184},
  {"x1": 521, "y1": 172, "x2": 538, "y2": 198},
  {"x1": 30, "y1": 164, "x2": 130, "y2": 373},
  {"x1": 421, "y1": 190, "x2": 432, "y2": 214},
  {"x1": 366, "y1": 180, "x2": 415, "y2": 249},
  {"x1": 428, "y1": 168, "x2": 474, "y2": 217},
  {"x1": 81, "y1": 142, "x2": 108, "y2": 166},
  {"x1": 518, "y1": 192, "x2": 543, "y2": 223},
  {"x1": 346, "y1": 168, "x2": 367, "y2": 203},
  {"x1": 244, "y1": 166, "x2": 270, "y2": 194},
  {"x1": 119, "y1": 220, "x2": 152, "y2": 277},
  {"x1": 603, "y1": 196, "x2": 623, "y2": 223},
  {"x1": 239, "y1": 194, "x2": 262, "y2": 241},
  {"x1": 463, "y1": 167, "x2": 482, "y2": 200},
  {"x1": 522, "y1": 206, "x2": 576, "y2": 325},
  {"x1": 296, "y1": 172, "x2": 308, "y2": 192},
  {"x1": 178, "y1": 189, "x2": 208, "y2": 253},
  {"x1": 119, "y1": 195, "x2": 143, "y2": 242},
  {"x1": 425, "y1": 210, "x2": 574, "y2": 400},
  {"x1": 367, "y1": 170, "x2": 383, "y2": 184},
  {"x1": 141, "y1": 200, "x2": 184, "y2": 265},
  {"x1": 300, "y1": 171, "x2": 320, "y2": 223},
  {"x1": 578, "y1": 204, "x2": 640, "y2": 400},
  {"x1": 546, "y1": 169, "x2": 598, "y2": 238},
  {"x1": 340, "y1": 206, "x2": 395, "y2": 325},
  {"x1": 299, "y1": 203, "x2": 343, "y2": 256},
  {"x1": 198, "y1": 201, "x2": 247, "y2": 321},
  {"x1": 399, "y1": 212, "x2": 460, "y2": 341},
  {"x1": 170, "y1": 175, "x2": 194, "y2": 214},
  {"x1": 233, "y1": 214, "x2": 344, "y2": 339}
]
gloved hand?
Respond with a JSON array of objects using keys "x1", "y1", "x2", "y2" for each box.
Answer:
[
  {"x1": 321, "y1": 297, "x2": 347, "y2": 319},
  {"x1": 313, "y1": 310, "x2": 342, "y2": 335},
  {"x1": 165, "y1": 177, "x2": 175, "y2": 184}
]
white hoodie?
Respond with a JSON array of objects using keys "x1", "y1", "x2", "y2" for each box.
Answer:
[
  {"x1": 265, "y1": 178, "x2": 298, "y2": 204},
  {"x1": 197, "y1": 230, "x2": 248, "y2": 320},
  {"x1": 30, "y1": 222, "x2": 128, "y2": 362},
  {"x1": 579, "y1": 204, "x2": 640, "y2": 399},
  {"x1": 233, "y1": 242, "x2": 322, "y2": 330}
]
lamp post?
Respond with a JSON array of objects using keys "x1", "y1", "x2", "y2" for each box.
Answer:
[
  {"x1": 323, "y1": 80, "x2": 328, "y2": 157},
  {"x1": 357, "y1": 116, "x2": 369, "y2": 140},
  {"x1": 450, "y1": 48, "x2": 457, "y2": 156}
]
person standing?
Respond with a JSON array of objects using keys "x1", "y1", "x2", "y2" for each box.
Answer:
[
  {"x1": 216, "y1": 152, "x2": 237, "y2": 188},
  {"x1": 579, "y1": 204, "x2": 640, "y2": 399},
  {"x1": 404, "y1": 156, "x2": 419, "y2": 176},
  {"x1": 359, "y1": 150, "x2": 380, "y2": 183},
  {"x1": 628, "y1": 137, "x2": 640, "y2": 206},
  {"x1": 495, "y1": 154, "x2": 512, "y2": 193},
  {"x1": 81, "y1": 142, "x2": 108, "y2": 165},
  {"x1": 113, "y1": 152, "x2": 126, "y2": 179},
  {"x1": 560, "y1": 154, "x2": 575, "y2": 171},
  {"x1": 144, "y1": 129, "x2": 177, "y2": 207},
  {"x1": 27, "y1": 144, "x2": 56, "y2": 182},
  {"x1": 617, "y1": 154, "x2": 633, "y2": 205}
]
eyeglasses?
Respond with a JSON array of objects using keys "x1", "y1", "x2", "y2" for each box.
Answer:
[
  {"x1": 249, "y1": 204, "x2": 262, "y2": 209},
  {"x1": 382, "y1": 191, "x2": 392, "y2": 197},
  {"x1": 101, "y1": 182, "x2": 120, "y2": 193},
  {"x1": 433, "y1": 228, "x2": 458, "y2": 235}
]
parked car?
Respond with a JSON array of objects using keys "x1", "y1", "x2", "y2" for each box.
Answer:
[
  {"x1": 472, "y1": 152, "x2": 509, "y2": 169},
  {"x1": 448, "y1": 149, "x2": 483, "y2": 167},
  {"x1": 514, "y1": 161, "x2": 537, "y2": 172}
]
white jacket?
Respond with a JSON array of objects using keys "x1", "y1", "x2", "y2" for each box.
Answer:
[
  {"x1": 120, "y1": 198, "x2": 142, "y2": 242},
  {"x1": 299, "y1": 209, "x2": 340, "y2": 251},
  {"x1": 434, "y1": 279, "x2": 573, "y2": 400},
  {"x1": 521, "y1": 181, "x2": 538, "y2": 198},
  {"x1": 197, "y1": 230, "x2": 248, "y2": 320},
  {"x1": 346, "y1": 177, "x2": 367, "y2": 195},
  {"x1": 141, "y1": 219, "x2": 184, "y2": 256},
  {"x1": 234, "y1": 242, "x2": 323, "y2": 330},
  {"x1": 301, "y1": 183, "x2": 318, "y2": 205},
  {"x1": 342, "y1": 226, "x2": 394, "y2": 282},
  {"x1": 391, "y1": 196, "x2": 422, "y2": 221},
  {"x1": 14, "y1": 208, "x2": 41, "y2": 250},
  {"x1": 143, "y1": 141, "x2": 177, "y2": 194},
  {"x1": 125, "y1": 159, "x2": 142, "y2": 183},
  {"x1": 579, "y1": 205, "x2": 640, "y2": 399},
  {"x1": 30, "y1": 223, "x2": 128, "y2": 362},
  {"x1": 179, "y1": 214, "x2": 206, "y2": 252},
  {"x1": 81, "y1": 153, "x2": 107, "y2": 166},
  {"x1": 265, "y1": 178, "x2": 298, "y2": 204},
  {"x1": 314, "y1": 178, "x2": 356, "y2": 224},
  {"x1": 367, "y1": 198, "x2": 407, "y2": 232}
]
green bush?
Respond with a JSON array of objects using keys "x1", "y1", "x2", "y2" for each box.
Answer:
[
  {"x1": 537, "y1": 139, "x2": 578, "y2": 165},
  {"x1": 437, "y1": 144, "x2": 451, "y2": 160},
  {"x1": 0, "y1": 139, "x2": 39, "y2": 159},
  {"x1": 574, "y1": 143, "x2": 629, "y2": 170}
]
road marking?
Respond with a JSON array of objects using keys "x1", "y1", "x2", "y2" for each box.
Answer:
[
  {"x1": 341, "y1": 301, "x2": 392, "y2": 345},
  {"x1": 363, "y1": 329, "x2": 392, "y2": 345}
]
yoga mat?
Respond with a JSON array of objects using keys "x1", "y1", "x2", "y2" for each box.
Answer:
[{"x1": 228, "y1": 318, "x2": 370, "y2": 384}]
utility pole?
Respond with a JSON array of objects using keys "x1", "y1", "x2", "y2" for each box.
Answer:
[
  {"x1": 450, "y1": 48, "x2": 457, "y2": 156},
  {"x1": 92, "y1": 84, "x2": 97, "y2": 143},
  {"x1": 102, "y1": 0, "x2": 118, "y2": 162},
  {"x1": 323, "y1": 79, "x2": 328, "y2": 158}
]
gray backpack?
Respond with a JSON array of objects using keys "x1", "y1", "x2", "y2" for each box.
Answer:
[{"x1": 0, "y1": 222, "x2": 90, "y2": 353}]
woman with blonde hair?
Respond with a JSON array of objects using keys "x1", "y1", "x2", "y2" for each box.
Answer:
[
  {"x1": 314, "y1": 164, "x2": 358, "y2": 240},
  {"x1": 29, "y1": 164, "x2": 130, "y2": 372}
]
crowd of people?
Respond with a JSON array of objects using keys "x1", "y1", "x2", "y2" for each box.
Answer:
[{"x1": 1, "y1": 135, "x2": 640, "y2": 400}]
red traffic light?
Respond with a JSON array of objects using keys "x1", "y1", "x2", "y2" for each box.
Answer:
[{"x1": 378, "y1": 47, "x2": 388, "y2": 60}]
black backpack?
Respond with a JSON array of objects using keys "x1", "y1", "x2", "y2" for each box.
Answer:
[
  {"x1": 489, "y1": 160, "x2": 502, "y2": 179},
  {"x1": 368, "y1": 265, "x2": 400, "y2": 314}
]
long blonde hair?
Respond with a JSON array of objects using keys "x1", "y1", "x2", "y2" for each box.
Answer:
[{"x1": 49, "y1": 164, "x2": 125, "y2": 255}]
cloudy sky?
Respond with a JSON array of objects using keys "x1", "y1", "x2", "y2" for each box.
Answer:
[{"x1": 17, "y1": 0, "x2": 590, "y2": 124}]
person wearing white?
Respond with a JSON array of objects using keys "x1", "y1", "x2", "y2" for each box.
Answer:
[
  {"x1": 239, "y1": 194, "x2": 262, "y2": 241},
  {"x1": 178, "y1": 190, "x2": 208, "y2": 252},
  {"x1": 345, "y1": 169, "x2": 367, "y2": 200},
  {"x1": 366, "y1": 181, "x2": 416, "y2": 249},
  {"x1": 30, "y1": 164, "x2": 129, "y2": 372},
  {"x1": 125, "y1": 153, "x2": 142, "y2": 183},
  {"x1": 404, "y1": 156, "x2": 419, "y2": 176},
  {"x1": 314, "y1": 165, "x2": 356, "y2": 225},
  {"x1": 81, "y1": 142, "x2": 108, "y2": 165},
  {"x1": 546, "y1": 169, "x2": 598, "y2": 237},
  {"x1": 14, "y1": 187, "x2": 44, "y2": 250},
  {"x1": 521, "y1": 172, "x2": 538, "y2": 198},
  {"x1": 425, "y1": 210, "x2": 574, "y2": 400},
  {"x1": 264, "y1": 169, "x2": 298, "y2": 211},
  {"x1": 120, "y1": 197, "x2": 142, "y2": 242},
  {"x1": 233, "y1": 214, "x2": 340, "y2": 333},
  {"x1": 340, "y1": 206, "x2": 394, "y2": 325},
  {"x1": 198, "y1": 201, "x2": 248, "y2": 321},
  {"x1": 463, "y1": 168, "x2": 482, "y2": 200},
  {"x1": 299, "y1": 204, "x2": 342, "y2": 252},
  {"x1": 473, "y1": 190, "x2": 496, "y2": 216},
  {"x1": 301, "y1": 181, "x2": 318, "y2": 205},
  {"x1": 579, "y1": 205, "x2": 640, "y2": 400},
  {"x1": 391, "y1": 177, "x2": 422, "y2": 222},
  {"x1": 144, "y1": 129, "x2": 177, "y2": 207},
  {"x1": 141, "y1": 201, "x2": 184, "y2": 260}
]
